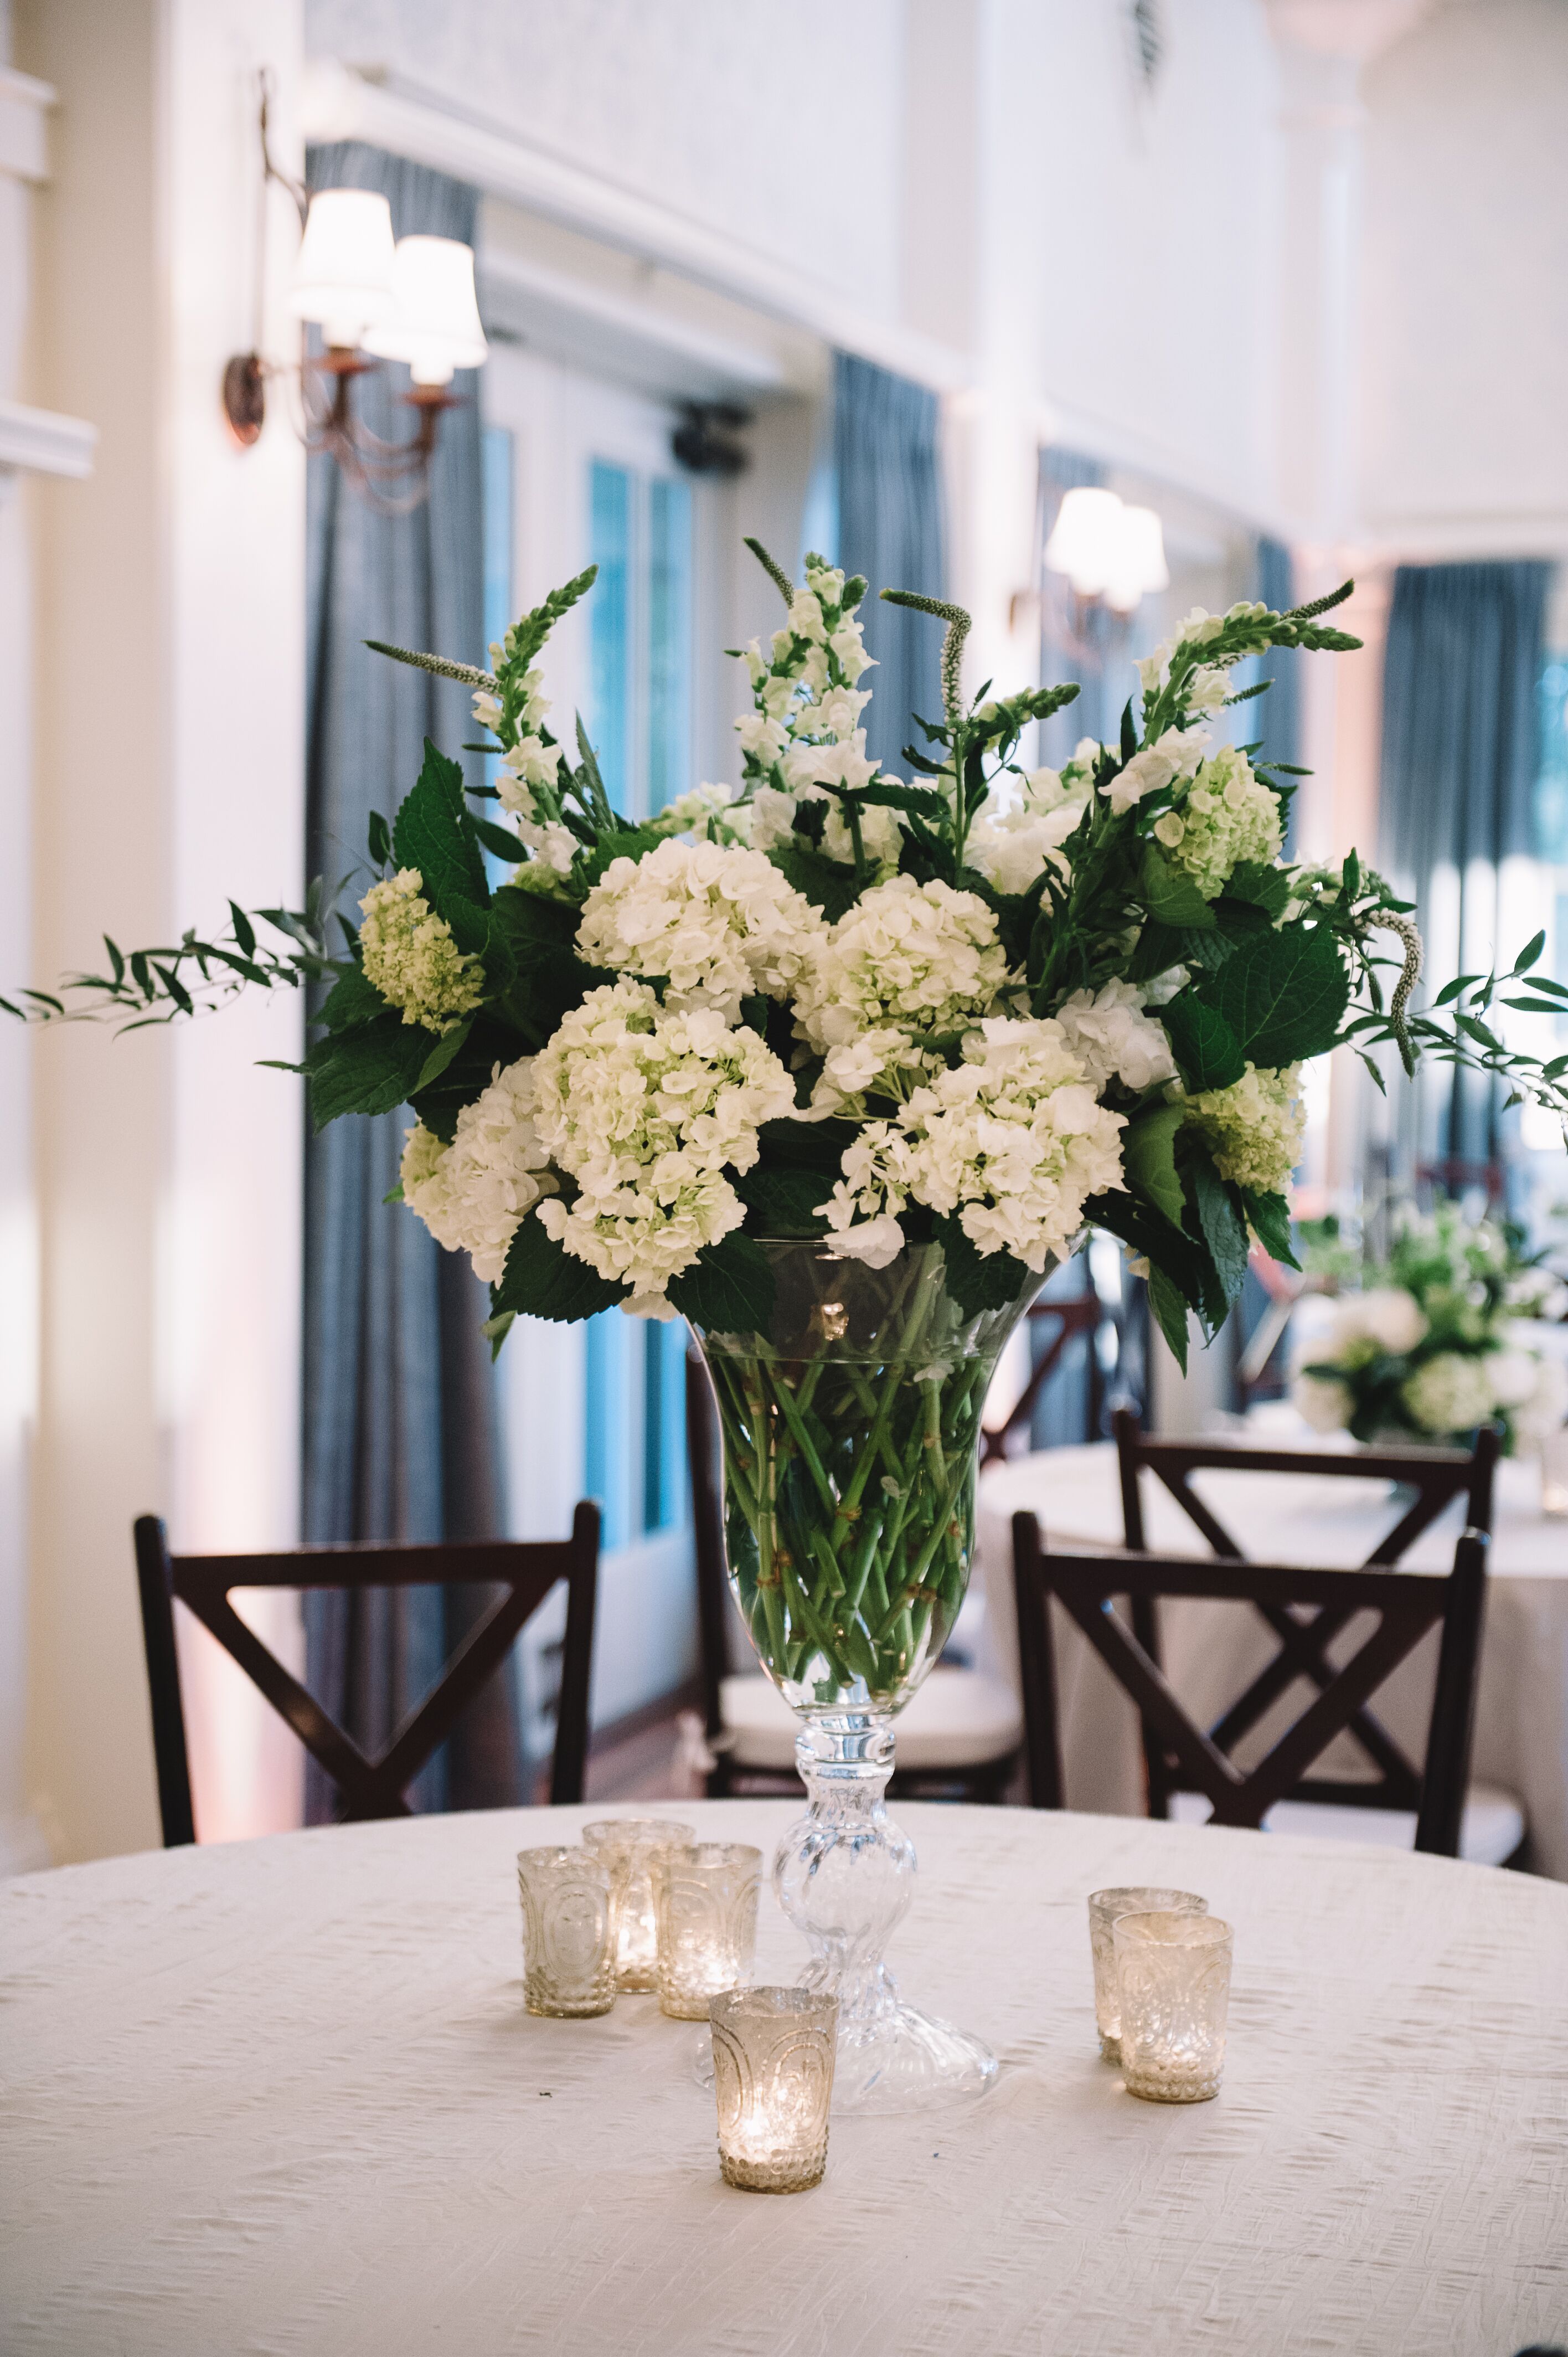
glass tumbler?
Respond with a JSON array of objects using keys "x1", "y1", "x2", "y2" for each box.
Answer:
[
  {"x1": 581, "y1": 1818, "x2": 695, "y2": 1991},
  {"x1": 710, "y1": 1987, "x2": 839, "y2": 2193},
  {"x1": 516, "y1": 1846, "x2": 617, "y2": 2018},
  {"x1": 1113, "y1": 1910, "x2": 1234, "y2": 2102},
  {"x1": 1088, "y1": 1886, "x2": 1208, "y2": 2062},
  {"x1": 653, "y1": 1842, "x2": 762, "y2": 2020}
]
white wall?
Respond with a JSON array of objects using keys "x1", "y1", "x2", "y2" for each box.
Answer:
[{"x1": 16, "y1": 0, "x2": 305, "y2": 1863}]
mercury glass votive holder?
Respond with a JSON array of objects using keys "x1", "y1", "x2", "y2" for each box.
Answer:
[
  {"x1": 710, "y1": 1987, "x2": 839, "y2": 2193},
  {"x1": 516, "y1": 1846, "x2": 617, "y2": 2018},
  {"x1": 581, "y1": 1818, "x2": 695, "y2": 1992},
  {"x1": 1113, "y1": 1910, "x2": 1234, "y2": 2103},
  {"x1": 653, "y1": 1842, "x2": 762, "y2": 2020},
  {"x1": 1088, "y1": 1886, "x2": 1208, "y2": 2062}
]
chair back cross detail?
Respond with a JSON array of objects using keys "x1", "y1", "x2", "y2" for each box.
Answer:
[
  {"x1": 1111, "y1": 1411, "x2": 1497, "y2": 1817},
  {"x1": 133, "y1": 1508, "x2": 600, "y2": 1845},
  {"x1": 1012, "y1": 1514, "x2": 1489, "y2": 1856}
]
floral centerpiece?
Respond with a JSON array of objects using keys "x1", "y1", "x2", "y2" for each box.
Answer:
[
  {"x1": 12, "y1": 539, "x2": 1567, "y2": 2107},
  {"x1": 1293, "y1": 1202, "x2": 1568, "y2": 1449}
]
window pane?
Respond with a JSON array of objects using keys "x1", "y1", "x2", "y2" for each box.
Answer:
[
  {"x1": 589, "y1": 460, "x2": 632, "y2": 810},
  {"x1": 647, "y1": 474, "x2": 692, "y2": 816}
]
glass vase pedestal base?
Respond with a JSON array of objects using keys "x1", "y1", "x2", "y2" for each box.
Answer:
[{"x1": 697, "y1": 1714, "x2": 998, "y2": 2116}]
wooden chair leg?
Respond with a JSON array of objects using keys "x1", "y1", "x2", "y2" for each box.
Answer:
[{"x1": 132, "y1": 1515, "x2": 197, "y2": 1849}]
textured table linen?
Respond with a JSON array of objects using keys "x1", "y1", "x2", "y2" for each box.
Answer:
[
  {"x1": 977, "y1": 1445, "x2": 1568, "y2": 1876},
  {"x1": 4, "y1": 1801, "x2": 1566, "y2": 2356}
]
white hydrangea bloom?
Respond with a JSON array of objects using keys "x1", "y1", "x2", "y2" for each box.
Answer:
[
  {"x1": 1103, "y1": 725, "x2": 1209, "y2": 815},
  {"x1": 1183, "y1": 1062, "x2": 1306, "y2": 1195},
  {"x1": 808, "y1": 1026, "x2": 937, "y2": 1119},
  {"x1": 651, "y1": 780, "x2": 738, "y2": 837},
  {"x1": 1292, "y1": 1371, "x2": 1354, "y2": 1433},
  {"x1": 1053, "y1": 980, "x2": 1177, "y2": 1093},
  {"x1": 399, "y1": 1058, "x2": 555, "y2": 1283},
  {"x1": 1152, "y1": 745, "x2": 1283, "y2": 899},
  {"x1": 358, "y1": 868, "x2": 485, "y2": 1034},
  {"x1": 1487, "y1": 1346, "x2": 1541, "y2": 1408},
  {"x1": 532, "y1": 980, "x2": 795, "y2": 1297},
  {"x1": 1320, "y1": 1286, "x2": 1429, "y2": 1366},
  {"x1": 794, "y1": 876, "x2": 1012, "y2": 1063},
  {"x1": 1401, "y1": 1351, "x2": 1498, "y2": 1437},
  {"x1": 818, "y1": 1016, "x2": 1126, "y2": 1274},
  {"x1": 966, "y1": 765, "x2": 1094, "y2": 897},
  {"x1": 575, "y1": 836, "x2": 822, "y2": 1019}
]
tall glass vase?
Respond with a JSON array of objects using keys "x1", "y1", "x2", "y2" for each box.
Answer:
[{"x1": 689, "y1": 1237, "x2": 1046, "y2": 2112}]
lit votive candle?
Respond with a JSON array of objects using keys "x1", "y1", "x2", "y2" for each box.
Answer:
[
  {"x1": 581, "y1": 1818, "x2": 695, "y2": 1992},
  {"x1": 516, "y1": 1846, "x2": 616, "y2": 2018},
  {"x1": 1113, "y1": 1909, "x2": 1234, "y2": 2103},
  {"x1": 1087, "y1": 1885, "x2": 1208, "y2": 2062},
  {"x1": 710, "y1": 1986, "x2": 838, "y2": 2193},
  {"x1": 653, "y1": 1842, "x2": 761, "y2": 2020}
]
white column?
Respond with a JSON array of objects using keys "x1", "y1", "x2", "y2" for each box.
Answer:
[{"x1": 18, "y1": 0, "x2": 305, "y2": 1864}]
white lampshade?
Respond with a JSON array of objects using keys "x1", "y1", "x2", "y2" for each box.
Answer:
[
  {"x1": 363, "y1": 236, "x2": 489, "y2": 385},
  {"x1": 288, "y1": 189, "x2": 398, "y2": 349},
  {"x1": 1103, "y1": 504, "x2": 1169, "y2": 614},
  {"x1": 1044, "y1": 486, "x2": 1124, "y2": 599}
]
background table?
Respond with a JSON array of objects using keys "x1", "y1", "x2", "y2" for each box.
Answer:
[
  {"x1": 4, "y1": 1801, "x2": 1566, "y2": 2355},
  {"x1": 977, "y1": 1442, "x2": 1568, "y2": 1876}
]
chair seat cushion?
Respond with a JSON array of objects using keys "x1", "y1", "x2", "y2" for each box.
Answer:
[
  {"x1": 720, "y1": 1666, "x2": 1024, "y2": 1773},
  {"x1": 1167, "y1": 1784, "x2": 1526, "y2": 1868}
]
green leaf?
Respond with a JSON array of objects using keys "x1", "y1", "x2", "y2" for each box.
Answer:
[
  {"x1": 367, "y1": 810, "x2": 393, "y2": 869},
  {"x1": 320, "y1": 964, "x2": 385, "y2": 1032},
  {"x1": 767, "y1": 841, "x2": 864, "y2": 923},
  {"x1": 391, "y1": 741, "x2": 490, "y2": 918},
  {"x1": 492, "y1": 1211, "x2": 623, "y2": 1324},
  {"x1": 754, "y1": 1116, "x2": 862, "y2": 1175},
  {"x1": 228, "y1": 902, "x2": 256, "y2": 958},
  {"x1": 1147, "y1": 1264, "x2": 1190, "y2": 1372},
  {"x1": 1503, "y1": 998, "x2": 1568, "y2": 1017},
  {"x1": 473, "y1": 815, "x2": 524, "y2": 865},
  {"x1": 1211, "y1": 893, "x2": 1276, "y2": 937},
  {"x1": 733, "y1": 1166, "x2": 832, "y2": 1237},
  {"x1": 1210, "y1": 922, "x2": 1350, "y2": 1068},
  {"x1": 1513, "y1": 930, "x2": 1546, "y2": 975},
  {"x1": 1160, "y1": 994, "x2": 1246, "y2": 1092},
  {"x1": 1122, "y1": 1103, "x2": 1187, "y2": 1231},
  {"x1": 1139, "y1": 845, "x2": 1215, "y2": 930},
  {"x1": 577, "y1": 822, "x2": 667, "y2": 888},
  {"x1": 482, "y1": 1310, "x2": 516, "y2": 1361},
  {"x1": 931, "y1": 1214, "x2": 1033, "y2": 1320},
  {"x1": 1185, "y1": 1149, "x2": 1250, "y2": 1309},
  {"x1": 304, "y1": 1020, "x2": 431, "y2": 1131},
  {"x1": 409, "y1": 1015, "x2": 534, "y2": 1143},
  {"x1": 489, "y1": 885, "x2": 610, "y2": 1049},
  {"x1": 1241, "y1": 1186, "x2": 1299, "y2": 1268},
  {"x1": 413, "y1": 1017, "x2": 473, "y2": 1094},
  {"x1": 668, "y1": 1233, "x2": 777, "y2": 1332}
]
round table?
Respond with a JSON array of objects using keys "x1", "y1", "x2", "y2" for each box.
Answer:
[{"x1": 4, "y1": 1801, "x2": 1565, "y2": 2355}]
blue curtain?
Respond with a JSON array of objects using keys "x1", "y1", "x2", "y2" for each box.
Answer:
[
  {"x1": 302, "y1": 142, "x2": 520, "y2": 1819},
  {"x1": 1254, "y1": 538, "x2": 1301, "y2": 852},
  {"x1": 1380, "y1": 559, "x2": 1551, "y2": 1166},
  {"x1": 832, "y1": 353, "x2": 945, "y2": 778},
  {"x1": 1037, "y1": 447, "x2": 1110, "y2": 762}
]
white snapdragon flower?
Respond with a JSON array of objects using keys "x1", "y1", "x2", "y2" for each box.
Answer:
[
  {"x1": 1103, "y1": 725, "x2": 1209, "y2": 815},
  {"x1": 736, "y1": 711, "x2": 789, "y2": 769},
  {"x1": 828, "y1": 622, "x2": 873, "y2": 683},
  {"x1": 575, "y1": 836, "x2": 823, "y2": 1020},
  {"x1": 532, "y1": 980, "x2": 795, "y2": 1299},
  {"x1": 497, "y1": 734, "x2": 564, "y2": 803},
  {"x1": 807, "y1": 684, "x2": 871, "y2": 740},
  {"x1": 1152, "y1": 745, "x2": 1283, "y2": 899},
  {"x1": 358, "y1": 868, "x2": 485, "y2": 1034},
  {"x1": 1186, "y1": 666, "x2": 1230, "y2": 717},
  {"x1": 793, "y1": 875, "x2": 1012, "y2": 1062},
  {"x1": 1183, "y1": 1062, "x2": 1306, "y2": 1195},
  {"x1": 400, "y1": 1059, "x2": 556, "y2": 1283},
  {"x1": 787, "y1": 588, "x2": 828, "y2": 644},
  {"x1": 818, "y1": 1016, "x2": 1126, "y2": 1274},
  {"x1": 1401, "y1": 1351, "x2": 1497, "y2": 1437},
  {"x1": 1053, "y1": 980, "x2": 1177, "y2": 1093},
  {"x1": 652, "y1": 781, "x2": 736, "y2": 836},
  {"x1": 515, "y1": 816, "x2": 577, "y2": 876}
]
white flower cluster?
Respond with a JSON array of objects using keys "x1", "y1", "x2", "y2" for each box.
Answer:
[
  {"x1": 818, "y1": 1017, "x2": 1127, "y2": 1274},
  {"x1": 792, "y1": 874, "x2": 1012, "y2": 1095},
  {"x1": 472, "y1": 665, "x2": 576, "y2": 874},
  {"x1": 575, "y1": 837, "x2": 823, "y2": 1020},
  {"x1": 530, "y1": 980, "x2": 795, "y2": 1304},
  {"x1": 1293, "y1": 1284, "x2": 1568, "y2": 1444},
  {"x1": 400, "y1": 1059, "x2": 556, "y2": 1283},
  {"x1": 1184, "y1": 1062, "x2": 1304, "y2": 1195},
  {"x1": 1136, "y1": 603, "x2": 1270, "y2": 702},
  {"x1": 966, "y1": 751, "x2": 1096, "y2": 897},
  {"x1": 1103, "y1": 724, "x2": 1209, "y2": 816},
  {"x1": 1053, "y1": 980, "x2": 1177, "y2": 1093},
  {"x1": 1152, "y1": 745, "x2": 1283, "y2": 899},
  {"x1": 1400, "y1": 1351, "x2": 1504, "y2": 1438},
  {"x1": 649, "y1": 780, "x2": 742, "y2": 841},
  {"x1": 358, "y1": 868, "x2": 485, "y2": 1034}
]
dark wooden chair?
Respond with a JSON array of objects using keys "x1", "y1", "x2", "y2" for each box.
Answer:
[
  {"x1": 1111, "y1": 1409, "x2": 1498, "y2": 1823},
  {"x1": 133, "y1": 1506, "x2": 600, "y2": 1846},
  {"x1": 1012, "y1": 1512, "x2": 1491, "y2": 1858},
  {"x1": 979, "y1": 1294, "x2": 1106, "y2": 1465},
  {"x1": 686, "y1": 1355, "x2": 1022, "y2": 1800}
]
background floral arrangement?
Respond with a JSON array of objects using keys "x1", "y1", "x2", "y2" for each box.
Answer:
[
  {"x1": 9, "y1": 541, "x2": 1568, "y2": 1363},
  {"x1": 1293, "y1": 1201, "x2": 1568, "y2": 1450}
]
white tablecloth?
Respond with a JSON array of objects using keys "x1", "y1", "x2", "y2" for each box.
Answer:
[
  {"x1": 977, "y1": 1444, "x2": 1568, "y2": 1876},
  {"x1": 4, "y1": 1802, "x2": 1566, "y2": 2355}
]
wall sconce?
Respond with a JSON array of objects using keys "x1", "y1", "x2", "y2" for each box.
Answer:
[
  {"x1": 221, "y1": 73, "x2": 488, "y2": 512},
  {"x1": 1043, "y1": 487, "x2": 1169, "y2": 617}
]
